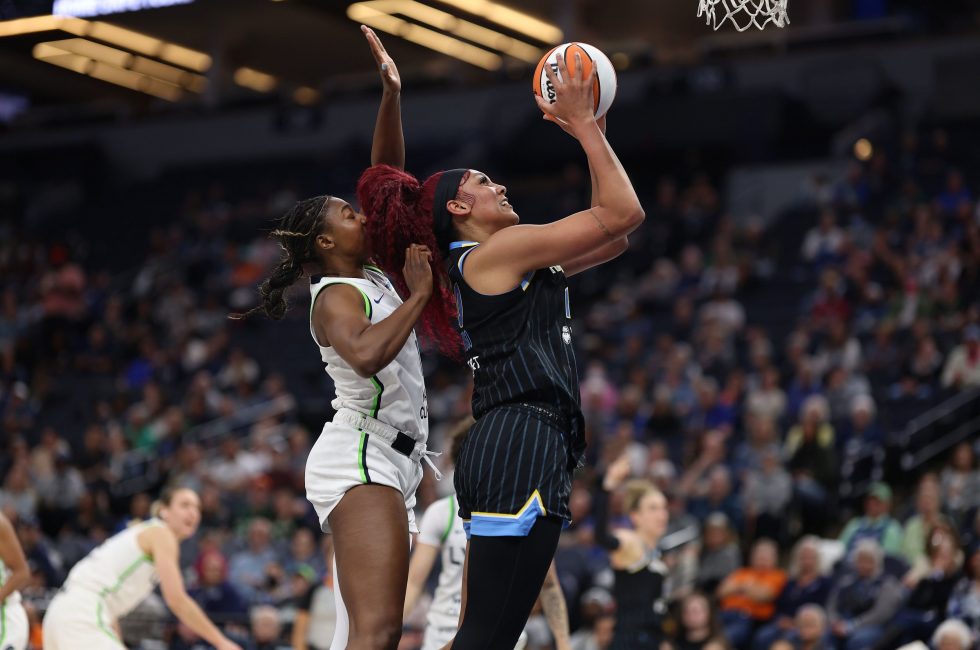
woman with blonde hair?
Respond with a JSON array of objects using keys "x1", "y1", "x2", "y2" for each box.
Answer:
[
  {"x1": 43, "y1": 487, "x2": 241, "y2": 650},
  {"x1": 595, "y1": 455, "x2": 670, "y2": 648}
]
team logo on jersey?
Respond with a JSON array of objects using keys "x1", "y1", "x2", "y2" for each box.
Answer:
[{"x1": 561, "y1": 325, "x2": 572, "y2": 344}]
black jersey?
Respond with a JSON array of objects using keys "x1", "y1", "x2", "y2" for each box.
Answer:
[
  {"x1": 445, "y1": 241, "x2": 584, "y2": 466},
  {"x1": 611, "y1": 552, "x2": 668, "y2": 649}
]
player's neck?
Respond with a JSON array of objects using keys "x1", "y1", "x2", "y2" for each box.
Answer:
[{"x1": 319, "y1": 257, "x2": 365, "y2": 279}]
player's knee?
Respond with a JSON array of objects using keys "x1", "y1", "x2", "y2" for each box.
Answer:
[
  {"x1": 352, "y1": 611, "x2": 402, "y2": 650},
  {"x1": 352, "y1": 615, "x2": 402, "y2": 650}
]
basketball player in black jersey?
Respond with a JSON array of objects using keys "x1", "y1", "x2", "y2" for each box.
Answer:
[
  {"x1": 595, "y1": 455, "x2": 670, "y2": 649},
  {"x1": 357, "y1": 51, "x2": 645, "y2": 648}
]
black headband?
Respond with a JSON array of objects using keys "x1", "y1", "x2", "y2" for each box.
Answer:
[{"x1": 432, "y1": 169, "x2": 468, "y2": 252}]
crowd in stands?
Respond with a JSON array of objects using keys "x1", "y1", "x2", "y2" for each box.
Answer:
[{"x1": 1, "y1": 120, "x2": 979, "y2": 650}]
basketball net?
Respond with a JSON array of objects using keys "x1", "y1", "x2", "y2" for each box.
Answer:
[{"x1": 698, "y1": 0, "x2": 790, "y2": 31}]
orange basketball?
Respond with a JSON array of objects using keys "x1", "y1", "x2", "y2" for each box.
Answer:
[{"x1": 532, "y1": 42, "x2": 617, "y2": 118}]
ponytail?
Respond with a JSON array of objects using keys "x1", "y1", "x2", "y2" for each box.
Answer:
[
  {"x1": 357, "y1": 165, "x2": 463, "y2": 358},
  {"x1": 232, "y1": 196, "x2": 329, "y2": 320}
]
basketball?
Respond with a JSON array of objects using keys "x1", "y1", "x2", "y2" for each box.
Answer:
[{"x1": 533, "y1": 42, "x2": 618, "y2": 119}]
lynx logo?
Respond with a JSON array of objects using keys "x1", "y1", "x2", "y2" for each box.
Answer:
[
  {"x1": 467, "y1": 356, "x2": 481, "y2": 371},
  {"x1": 549, "y1": 265, "x2": 564, "y2": 274},
  {"x1": 562, "y1": 325, "x2": 572, "y2": 344}
]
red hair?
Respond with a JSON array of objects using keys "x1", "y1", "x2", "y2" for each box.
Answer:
[{"x1": 357, "y1": 164, "x2": 462, "y2": 359}]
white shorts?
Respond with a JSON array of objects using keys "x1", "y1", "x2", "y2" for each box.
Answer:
[
  {"x1": 1, "y1": 599, "x2": 28, "y2": 650},
  {"x1": 42, "y1": 589, "x2": 125, "y2": 650},
  {"x1": 306, "y1": 421, "x2": 422, "y2": 534}
]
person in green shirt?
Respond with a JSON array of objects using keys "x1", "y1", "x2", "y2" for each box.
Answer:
[
  {"x1": 900, "y1": 474, "x2": 951, "y2": 565},
  {"x1": 838, "y1": 482, "x2": 904, "y2": 557}
]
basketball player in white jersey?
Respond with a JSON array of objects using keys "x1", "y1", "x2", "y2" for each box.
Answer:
[
  {"x1": 0, "y1": 511, "x2": 31, "y2": 650},
  {"x1": 238, "y1": 26, "x2": 437, "y2": 650},
  {"x1": 42, "y1": 487, "x2": 241, "y2": 650},
  {"x1": 404, "y1": 422, "x2": 572, "y2": 650}
]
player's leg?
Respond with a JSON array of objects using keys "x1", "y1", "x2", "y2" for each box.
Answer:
[
  {"x1": 451, "y1": 516, "x2": 562, "y2": 649},
  {"x1": 328, "y1": 553, "x2": 350, "y2": 650},
  {"x1": 328, "y1": 484, "x2": 410, "y2": 650}
]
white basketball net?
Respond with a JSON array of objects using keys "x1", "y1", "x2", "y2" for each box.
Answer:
[{"x1": 698, "y1": 0, "x2": 790, "y2": 31}]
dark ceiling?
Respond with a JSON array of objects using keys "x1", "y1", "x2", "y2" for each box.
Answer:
[{"x1": 0, "y1": 0, "x2": 975, "y2": 112}]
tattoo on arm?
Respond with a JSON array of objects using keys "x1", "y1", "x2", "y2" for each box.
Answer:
[
  {"x1": 540, "y1": 578, "x2": 571, "y2": 645},
  {"x1": 589, "y1": 208, "x2": 615, "y2": 240}
]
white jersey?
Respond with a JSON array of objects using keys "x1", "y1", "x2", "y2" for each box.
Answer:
[
  {"x1": 417, "y1": 494, "x2": 467, "y2": 630},
  {"x1": 310, "y1": 266, "x2": 428, "y2": 441},
  {"x1": 63, "y1": 519, "x2": 163, "y2": 619},
  {"x1": 0, "y1": 556, "x2": 21, "y2": 606}
]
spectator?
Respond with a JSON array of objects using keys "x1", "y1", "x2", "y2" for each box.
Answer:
[
  {"x1": 745, "y1": 367, "x2": 787, "y2": 424},
  {"x1": 717, "y1": 539, "x2": 787, "y2": 649},
  {"x1": 742, "y1": 447, "x2": 792, "y2": 543},
  {"x1": 689, "y1": 466, "x2": 743, "y2": 531},
  {"x1": 0, "y1": 463, "x2": 37, "y2": 521},
  {"x1": 941, "y1": 325, "x2": 980, "y2": 389},
  {"x1": 802, "y1": 210, "x2": 846, "y2": 268},
  {"x1": 570, "y1": 613, "x2": 615, "y2": 650},
  {"x1": 793, "y1": 605, "x2": 832, "y2": 650},
  {"x1": 940, "y1": 443, "x2": 980, "y2": 525},
  {"x1": 663, "y1": 592, "x2": 730, "y2": 650},
  {"x1": 753, "y1": 537, "x2": 833, "y2": 650},
  {"x1": 838, "y1": 395, "x2": 882, "y2": 459},
  {"x1": 786, "y1": 397, "x2": 837, "y2": 535},
  {"x1": 902, "y1": 475, "x2": 952, "y2": 565},
  {"x1": 189, "y1": 550, "x2": 248, "y2": 628},
  {"x1": 930, "y1": 619, "x2": 974, "y2": 650},
  {"x1": 697, "y1": 513, "x2": 742, "y2": 595},
  {"x1": 826, "y1": 540, "x2": 904, "y2": 650},
  {"x1": 872, "y1": 527, "x2": 962, "y2": 649},
  {"x1": 246, "y1": 605, "x2": 290, "y2": 650},
  {"x1": 838, "y1": 482, "x2": 904, "y2": 557},
  {"x1": 228, "y1": 518, "x2": 279, "y2": 604},
  {"x1": 292, "y1": 570, "x2": 336, "y2": 650},
  {"x1": 945, "y1": 542, "x2": 980, "y2": 639}
]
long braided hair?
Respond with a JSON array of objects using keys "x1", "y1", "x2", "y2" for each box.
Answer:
[
  {"x1": 357, "y1": 164, "x2": 463, "y2": 358},
  {"x1": 235, "y1": 196, "x2": 330, "y2": 320}
]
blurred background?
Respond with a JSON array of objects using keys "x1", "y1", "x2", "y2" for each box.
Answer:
[{"x1": 1, "y1": 1, "x2": 980, "y2": 648}]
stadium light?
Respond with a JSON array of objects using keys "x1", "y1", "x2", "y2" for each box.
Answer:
[
  {"x1": 0, "y1": 14, "x2": 212, "y2": 72},
  {"x1": 348, "y1": 1, "x2": 502, "y2": 70},
  {"x1": 33, "y1": 40, "x2": 185, "y2": 100},
  {"x1": 433, "y1": 0, "x2": 563, "y2": 45},
  {"x1": 367, "y1": 0, "x2": 543, "y2": 63},
  {"x1": 234, "y1": 67, "x2": 278, "y2": 93}
]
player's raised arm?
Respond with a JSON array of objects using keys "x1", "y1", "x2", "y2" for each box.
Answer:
[
  {"x1": 363, "y1": 25, "x2": 405, "y2": 170},
  {"x1": 463, "y1": 52, "x2": 644, "y2": 293}
]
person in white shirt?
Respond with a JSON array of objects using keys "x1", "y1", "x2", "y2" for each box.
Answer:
[
  {"x1": 0, "y1": 511, "x2": 31, "y2": 650},
  {"x1": 42, "y1": 487, "x2": 241, "y2": 650}
]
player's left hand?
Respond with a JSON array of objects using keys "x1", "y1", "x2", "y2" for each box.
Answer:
[{"x1": 362, "y1": 25, "x2": 400, "y2": 94}]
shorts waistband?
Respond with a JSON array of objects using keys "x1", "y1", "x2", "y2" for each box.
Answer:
[{"x1": 334, "y1": 408, "x2": 442, "y2": 480}]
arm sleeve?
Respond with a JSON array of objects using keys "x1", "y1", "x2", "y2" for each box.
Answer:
[
  {"x1": 593, "y1": 476, "x2": 621, "y2": 551},
  {"x1": 418, "y1": 497, "x2": 451, "y2": 548}
]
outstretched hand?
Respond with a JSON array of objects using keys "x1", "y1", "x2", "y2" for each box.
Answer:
[
  {"x1": 362, "y1": 25, "x2": 400, "y2": 94},
  {"x1": 603, "y1": 454, "x2": 632, "y2": 491}
]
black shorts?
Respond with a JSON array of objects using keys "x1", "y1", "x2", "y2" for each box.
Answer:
[{"x1": 454, "y1": 404, "x2": 574, "y2": 538}]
